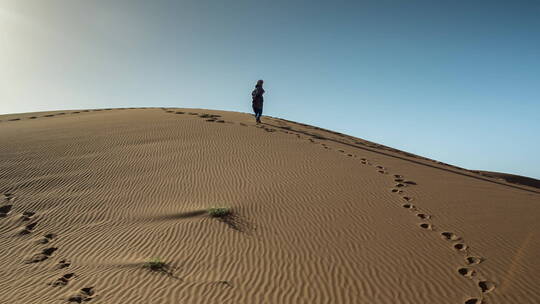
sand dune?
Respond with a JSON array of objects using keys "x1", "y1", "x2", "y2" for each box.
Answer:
[
  {"x1": 472, "y1": 171, "x2": 540, "y2": 190},
  {"x1": 1, "y1": 108, "x2": 538, "y2": 304}
]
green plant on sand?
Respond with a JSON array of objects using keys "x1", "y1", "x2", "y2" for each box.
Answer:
[
  {"x1": 144, "y1": 257, "x2": 167, "y2": 271},
  {"x1": 207, "y1": 207, "x2": 232, "y2": 218}
]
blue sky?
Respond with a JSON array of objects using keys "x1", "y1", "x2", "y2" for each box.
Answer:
[{"x1": 1, "y1": 0, "x2": 539, "y2": 178}]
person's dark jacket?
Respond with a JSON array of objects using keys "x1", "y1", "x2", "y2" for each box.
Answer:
[{"x1": 252, "y1": 86, "x2": 265, "y2": 109}]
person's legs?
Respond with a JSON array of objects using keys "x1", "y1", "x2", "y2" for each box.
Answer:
[
  {"x1": 256, "y1": 108, "x2": 262, "y2": 122},
  {"x1": 253, "y1": 106, "x2": 262, "y2": 123},
  {"x1": 252, "y1": 105, "x2": 259, "y2": 122}
]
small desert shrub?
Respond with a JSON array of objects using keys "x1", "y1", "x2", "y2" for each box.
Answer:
[
  {"x1": 144, "y1": 258, "x2": 167, "y2": 271},
  {"x1": 207, "y1": 207, "x2": 231, "y2": 218}
]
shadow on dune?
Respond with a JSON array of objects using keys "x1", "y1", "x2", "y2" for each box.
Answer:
[
  {"x1": 112, "y1": 261, "x2": 182, "y2": 280},
  {"x1": 155, "y1": 210, "x2": 207, "y2": 221},
  {"x1": 216, "y1": 213, "x2": 248, "y2": 233},
  {"x1": 151, "y1": 209, "x2": 252, "y2": 233}
]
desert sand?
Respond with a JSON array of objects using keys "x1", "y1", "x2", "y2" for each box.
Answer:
[{"x1": 0, "y1": 108, "x2": 539, "y2": 304}]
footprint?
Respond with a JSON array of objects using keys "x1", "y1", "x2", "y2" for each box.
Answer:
[
  {"x1": 376, "y1": 165, "x2": 385, "y2": 169},
  {"x1": 457, "y1": 267, "x2": 476, "y2": 278},
  {"x1": 29, "y1": 116, "x2": 37, "y2": 119},
  {"x1": 478, "y1": 280, "x2": 495, "y2": 293},
  {"x1": 0, "y1": 204, "x2": 13, "y2": 217},
  {"x1": 199, "y1": 113, "x2": 221, "y2": 118},
  {"x1": 419, "y1": 223, "x2": 433, "y2": 230},
  {"x1": 215, "y1": 280, "x2": 233, "y2": 288},
  {"x1": 394, "y1": 174, "x2": 403, "y2": 178},
  {"x1": 390, "y1": 188, "x2": 404, "y2": 194},
  {"x1": 26, "y1": 247, "x2": 58, "y2": 263},
  {"x1": 3, "y1": 193, "x2": 14, "y2": 201},
  {"x1": 465, "y1": 256, "x2": 483, "y2": 265},
  {"x1": 20, "y1": 222, "x2": 38, "y2": 235},
  {"x1": 175, "y1": 111, "x2": 185, "y2": 114},
  {"x1": 402, "y1": 203, "x2": 416, "y2": 210},
  {"x1": 395, "y1": 183, "x2": 405, "y2": 188},
  {"x1": 454, "y1": 243, "x2": 468, "y2": 252},
  {"x1": 464, "y1": 298, "x2": 482, "y2": 304},
  {"x1": 441, "y1": 232, "x2": 461, "y2": 241},
  {"x1": 38, "y1": 233, "x2": 56, "y2": 244},
  {"x1": 55, "y1": 259, "x2": 71, "y2": 270},
  {"x1": 68, "y1": 287, "x2": 95, "y2": 303},
  {"x1": 402, "y1": 196, "x2": 412, "y2": 201},
  {"x1": 416, "y1": 213, "x2": 431, "y2": 220},
  {"x1": 21, "y1": 211, "x2": 35, "y2": 221},
  {"x1": 50, "y1": 273, "x2": 75, "y2": 287},
  {"x1": 404, "y1": 180, "x2": 417, "y2": 185}
]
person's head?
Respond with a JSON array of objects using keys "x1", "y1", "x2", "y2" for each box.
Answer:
[{"x1": 256, "y1": 79, "x2": 264, "y2": 87}]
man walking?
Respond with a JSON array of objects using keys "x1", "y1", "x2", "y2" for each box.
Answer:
[{"x1": 251, "y1": 79, "x2": 265, "y2": 123}]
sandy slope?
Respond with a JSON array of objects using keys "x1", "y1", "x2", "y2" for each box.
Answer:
[
  {"x1": 472, "y1": 171, "x2": 540, "y2": 190},
  {"x1": 0, "y1": 108, "x2": 538, "y2": 304}
]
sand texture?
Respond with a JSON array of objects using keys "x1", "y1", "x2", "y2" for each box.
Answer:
[{"x1": 1, "y1": 108, "x2": 539, "y2": 304}]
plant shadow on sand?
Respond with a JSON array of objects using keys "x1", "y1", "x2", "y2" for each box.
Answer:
[
  {"x1": 213, "y1": 212, "x2": 249, "y2": 232},
  {"x1": 153, "y1": 209, "x2": 252, "y2": 233},
  {"x1": 143, "y1": 258, "x2": 182, "y2": 280},
  {"x1": 156, "y1": 210, "x2": 207, "y2": 221}
]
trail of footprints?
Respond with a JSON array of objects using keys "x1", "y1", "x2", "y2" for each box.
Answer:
[
  {"x1": 163, "y1": 109, "x2": 228, "y2": 123},
  {"x1": 1, "y1": 108, "x2": 166, "y2": 124},
  {"x1": 164, "y1": 109, "x2": 282, "y2": 135},
  {"x1": 288, "y1": 138, "x2": 497, "y2": 303},
  {"x1": 386, "y1": 172, "x2": 495, "y2": 303},
  {"x1": 0, "y1": 108, "x2": 122, "y2": 123},
  {"x1": 1, "y1": 192, "x2": 96, "y2": 302},
  {"x1": 229, "y1": 114, "x2": 499, "y2": 303},
  {"x1": 162, "y1": 108, "x2": 283, "y2": 133}
]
